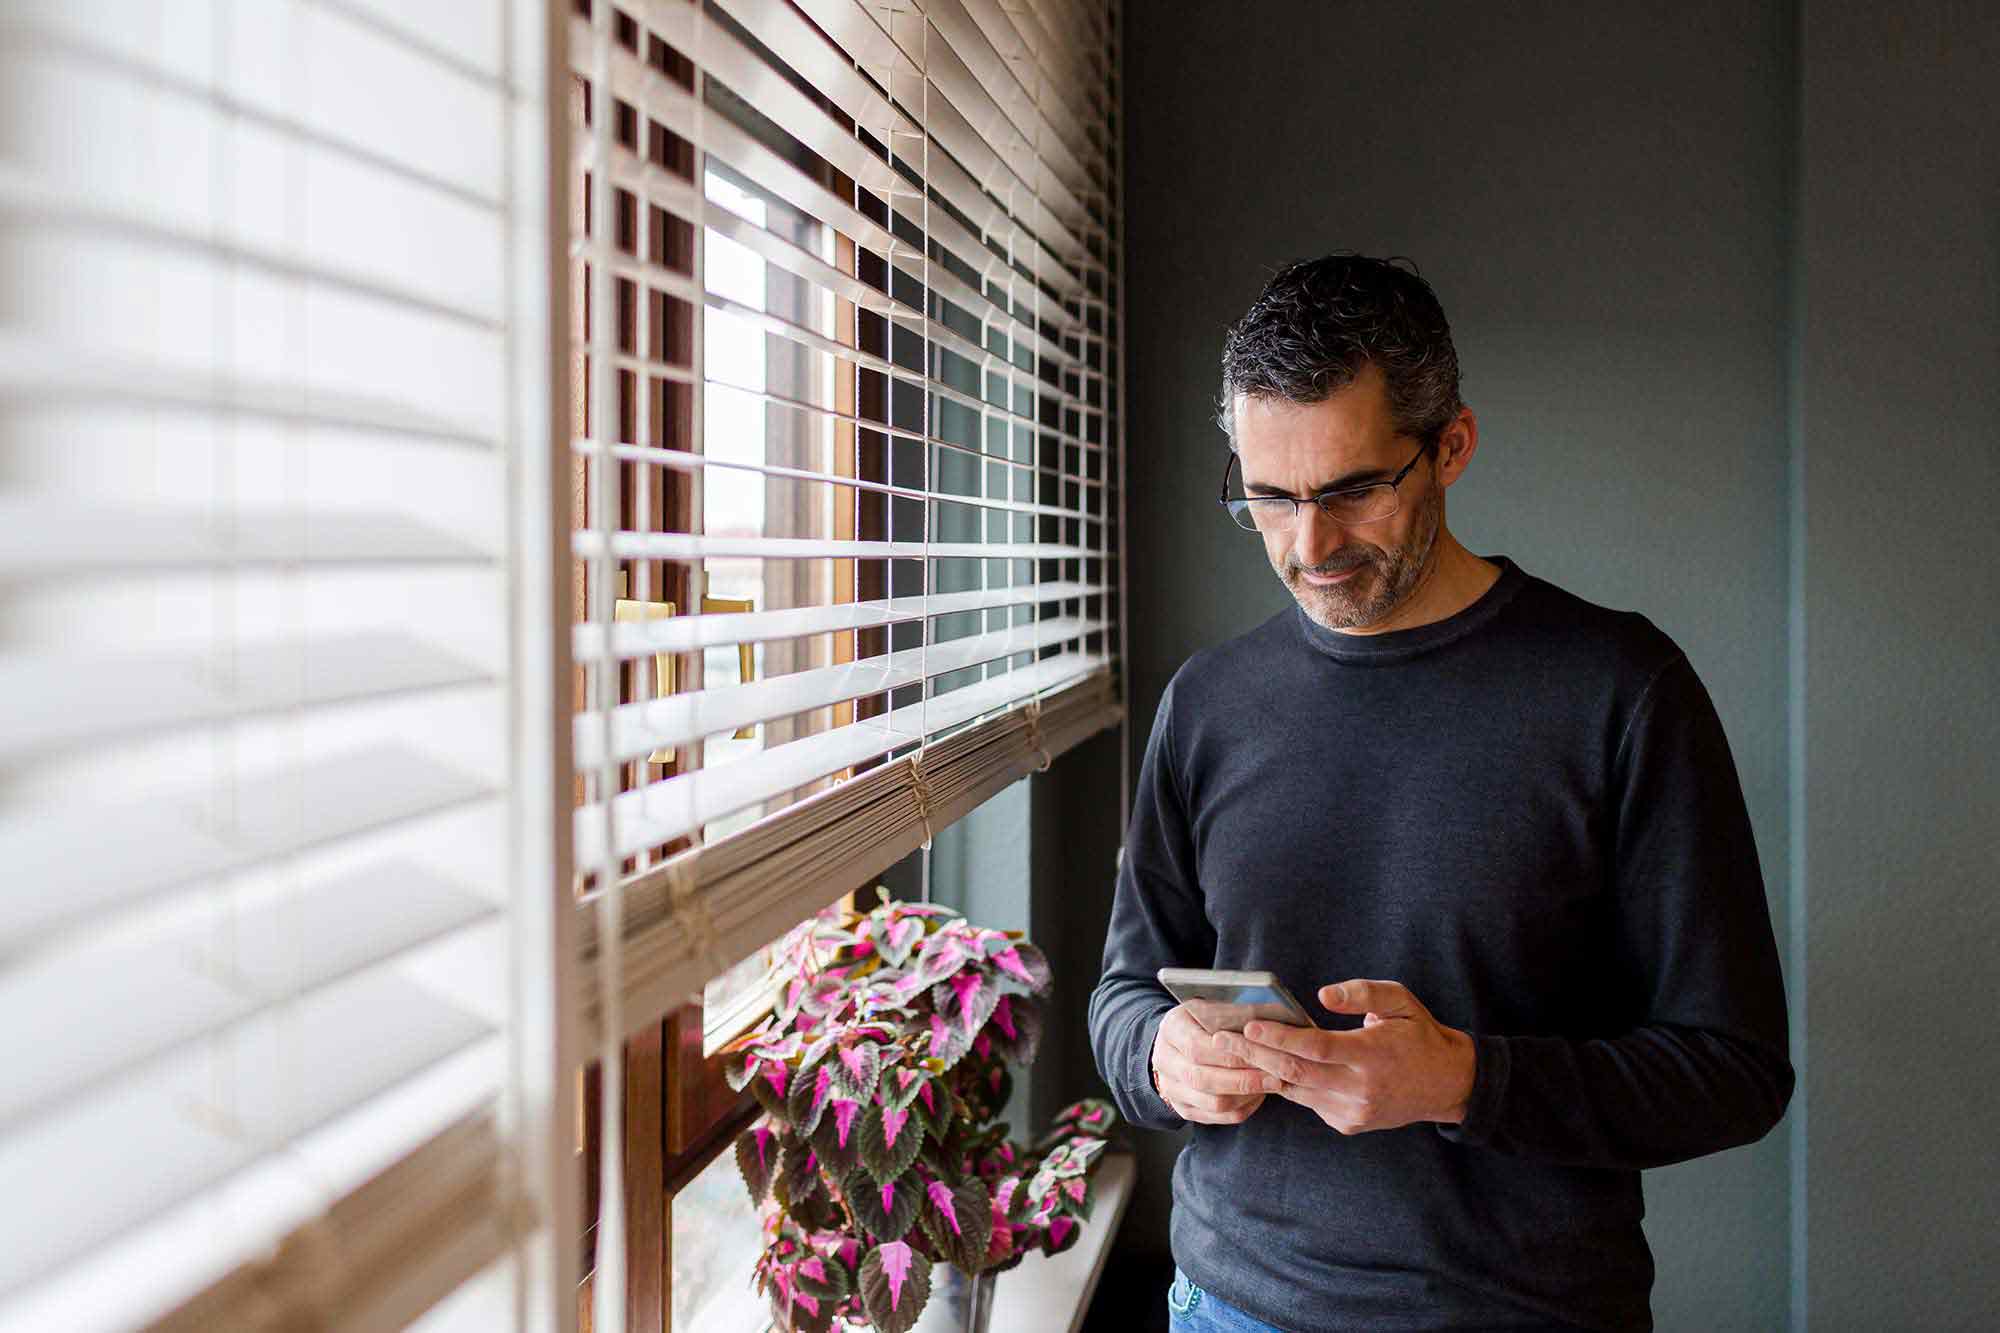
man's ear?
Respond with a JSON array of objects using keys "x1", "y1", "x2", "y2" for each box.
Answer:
[{"x1": 1433, "y1": 408, "x2": 1479, "y2": 489}]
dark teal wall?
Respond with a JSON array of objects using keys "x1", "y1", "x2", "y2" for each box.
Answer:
[{"x1": 1797, "y1": 3, "x2": 2000, "y2": 1328}]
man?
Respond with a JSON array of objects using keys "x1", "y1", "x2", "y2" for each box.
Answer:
[{"x1": 1087, "y1": 254, "x2": 1793, "y2": 1332}]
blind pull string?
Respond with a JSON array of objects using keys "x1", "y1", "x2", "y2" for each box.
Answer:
[
  {"x1": 1022, "y1": 694, "x2": 1052, "y2": 774},
  {"x1": 909, "y1": 748, "x2": 936, "y2": 852}
]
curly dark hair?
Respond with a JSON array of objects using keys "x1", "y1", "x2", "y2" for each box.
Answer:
[{"x1": 1215, "y1": 253, "x2": 1463, "y2": 449}]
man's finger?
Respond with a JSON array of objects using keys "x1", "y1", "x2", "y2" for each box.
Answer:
[
  {"x1": 1221, "y1": 1035, "x2": 1366, "y2": 1093},
  {"x1": 1166, "y1": 1020, "x2": 1256, "y2": 1069},
  {"x1": 1319, "y1": 979, "x2": 1423, "y2": 1020},
  {"x1": 1163, "y1": 1006, "x2": 1251, "y2": 1062},
  {"x1": 1178, "y1": 1062, "x2": 1281, "y2": 1097},
  {"x1": 1231, "y1": 1021, "x2": 1366, "y2": 1066},
  {"x1": 1189, "y1": 1029, "x2": 1259, "y2": 1068},
  {"x1": 1161, "y1": 1079, "x2": 1260, "y2": 1116}
]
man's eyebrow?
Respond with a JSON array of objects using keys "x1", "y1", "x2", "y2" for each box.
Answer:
[{"x1": 1244, "y1": 465, "x2": 1396, "y2": 496}]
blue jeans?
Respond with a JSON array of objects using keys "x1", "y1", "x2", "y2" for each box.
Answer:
[{"x1": 1166, "y1": 1265, "x2": 1288, "y2": 1332}]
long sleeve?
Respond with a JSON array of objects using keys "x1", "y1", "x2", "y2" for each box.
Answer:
[
  {"x1": 1435, "y1": 652, "x2": 1796, "y2": 1168},
  {"x1": 1087, "y1": 676, "x2": 1211, "y2": 1133}
]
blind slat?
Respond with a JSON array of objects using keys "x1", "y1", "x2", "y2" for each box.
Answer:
[
  {"x1": 574, "y1": 436, "x2": 1102, "y2": 521},
  {"x1": 572, "y1": 616, "x2": 1106, "y2": 767},
  {"x1": 570, "y1": 578, "x2": 1100, "y2": 659},
  {"x1": 0, "y1": 634, "x2": 491, "y2": 761},
  {"x1": 573, "y1": 652, "x2": 1109, "y2": 865},
  {"x1": 0, "y1": 863, "x2": 496, "y2": 1129},
  {"x1": 572, "y1": 531, "x2": 1102, "y2": 562},
  {"x1": 0, "y1": 503, "x2": 493, "y2": 576},
  {"x1": 0, "y1": 746, "x2": 495, "y2": 957},
  {"x1": 0, "y1": 968, "x2": 493, "y2": 1297}
]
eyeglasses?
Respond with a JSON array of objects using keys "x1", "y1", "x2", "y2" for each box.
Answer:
[{"x1": 1217, "y1": 439, "x2": 1434, "y2": 533}]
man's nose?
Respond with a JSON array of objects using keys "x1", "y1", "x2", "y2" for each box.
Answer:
[{"x1": 1292, "y1": 501, "x2": 1349, "y2": 565}]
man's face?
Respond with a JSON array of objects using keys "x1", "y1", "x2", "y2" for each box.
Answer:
[{"x1": 1230, "y1": 362, "x2": 1442, "y2": 631}]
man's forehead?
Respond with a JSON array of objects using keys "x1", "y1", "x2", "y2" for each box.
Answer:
[{"x1": 1232, "y1": 390, "x2": 1403, "y2": 492}]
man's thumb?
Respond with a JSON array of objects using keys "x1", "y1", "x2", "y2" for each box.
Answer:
[{"x1": 1320, "y1": 979, "x2": 1418, "y2": 1019}]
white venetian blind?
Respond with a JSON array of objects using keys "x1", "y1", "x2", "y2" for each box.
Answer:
[
  {"x1": 566, "y1": 0, "x2": 1125, "y2": 1052},
  {"x1": 0, "y1": 2, "x2": 573, "y2": 1330}
]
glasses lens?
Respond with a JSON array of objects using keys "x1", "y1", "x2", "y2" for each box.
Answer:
[
  {"x1": 1319, "y1": 485, "x2": 1398, "y2": 524},
  {"x1": 1229, "y1": 498, "x2": 1295, "y2": 532}
]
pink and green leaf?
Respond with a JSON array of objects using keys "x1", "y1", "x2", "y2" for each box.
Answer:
[
  {"x1": 858, "y1": 1241, "x2": 933, "y2": 1333},
  {"x1": 734, "y1": 1122, "x2": 777, "y2": 1204},
  {"x1": 845, "y1": 1168, "x2": 920, "y2": 1242},
  {"x1": 858, "y1": 1102, "x2": 924, "y2": 1184}
]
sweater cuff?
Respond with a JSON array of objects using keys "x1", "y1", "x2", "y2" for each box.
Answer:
[
  {"x1": 1130, "y1": 1006, "x2": 1186, "y2": 1129},
  {"x1": 1434, "y1": 1032, "x2": 1510, "y2": 1147}
]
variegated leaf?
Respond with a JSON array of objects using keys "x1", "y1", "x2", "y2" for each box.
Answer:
[
  {"x1": 989, "y1": 941, "x2": 1051, "y2": 995},
  {"x1": 791, "y1": 1250, "x2": 849, "y2": 1303},
  {"x1": 881, "y1": 1065, "x2": 930, "y2": 1114},
  {"x1": 734, "y1": 1121, "x2": 779, "y2": 1204},
  {"x1": 911, "y1": 932, "x2": 973, "y2": 989},
  {"x1": 812, "y1": 1097, "x2": 865, "y2": 1177},
  {"x1": 846, "y1": 1169, "x2": 921, "y2": 1243},
  {"x1": 923, "y1": 1009, "x2": 975, "y2": 1069},
  {"x1": 917, "y1": 1176, "x2": 993, "y2": 1273},
  {"x1": 787, "y1": 1061, "x2": 837, "y2": 1137},
  {"x1": 774, "y1": 1137, "x2": 822, "y2": 1206},
  {"x1": 830, "y1": 1039, "x2": 883, "y2": 1102},
  {"x1": 858, "y1": 1101, "x2": 924, "y2": 1185},
  {"x1": 988, "y1": 993, "x2": 1045, "y2": 1065},
  {"x1": 747, "y1": 1062, "x2": 790, "y2": 1123},
  {"x1": 930, "y1": 966, "x2": 1001, "y2": 1038},
  {"x1": 858, "y1": 1240, "x2": 932, "y2": 1333},
  {"x1": 875, "y1": 914, "x2": 927, "y2": 968},
  {"x1": 1055, "y1": 1097, "x2": 1118, "y2": 1137}
]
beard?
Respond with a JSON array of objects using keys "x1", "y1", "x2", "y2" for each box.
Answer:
[{"x1": 1277, "y1": 483, "x2": 1443, "y2": 631}]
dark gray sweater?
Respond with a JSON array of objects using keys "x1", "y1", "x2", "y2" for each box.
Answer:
[{"x1": 1087, "y1": 555, "x2": 1793, "y2": 1332}]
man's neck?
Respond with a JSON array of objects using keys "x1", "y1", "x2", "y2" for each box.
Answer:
[{"x1": 1332, "y1": 531, "x2": 1502, "y2": 637}]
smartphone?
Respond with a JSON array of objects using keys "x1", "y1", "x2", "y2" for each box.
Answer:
[{"x1": 1155, "y1": 967, "x2": 1320, "y2": 1034}]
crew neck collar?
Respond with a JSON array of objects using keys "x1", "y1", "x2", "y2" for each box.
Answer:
[{"x1": 1292, "y1": 554, "x2": 1527, "y2": 665}]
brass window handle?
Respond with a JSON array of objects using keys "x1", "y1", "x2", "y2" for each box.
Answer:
[{"x1": 613, "y1": 572, "x2": 758, "y2": 764}]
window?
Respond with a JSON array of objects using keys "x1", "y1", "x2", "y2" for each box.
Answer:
[{"x1": 566, "y1": 0, "x2": 1124, "y2": 1326}]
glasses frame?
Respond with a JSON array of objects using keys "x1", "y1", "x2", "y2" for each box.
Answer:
[{"x1": 1217, "y1": 438, "x2": 1435, "y2": 532}]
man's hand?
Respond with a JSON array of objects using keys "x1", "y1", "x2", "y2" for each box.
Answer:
[
  {"x1": 1214, "y1": 980, "x2": 1477, "y2": 1135},
  {"x1": 1149, "y1": 1000, "x2": 1284, "y2": 1124}
]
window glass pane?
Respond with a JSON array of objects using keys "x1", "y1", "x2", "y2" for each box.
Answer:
[
  {"x1": 670, "y1": 1138, "x2": 767, "y2": 1331},
  {"x1": 698, "y1": 164, "x2": 838, "y2": 1017}
]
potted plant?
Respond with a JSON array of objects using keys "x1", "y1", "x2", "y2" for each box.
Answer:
[{"x1": 722, "y1": 897, "x2": 1120, "y2": 1333}]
